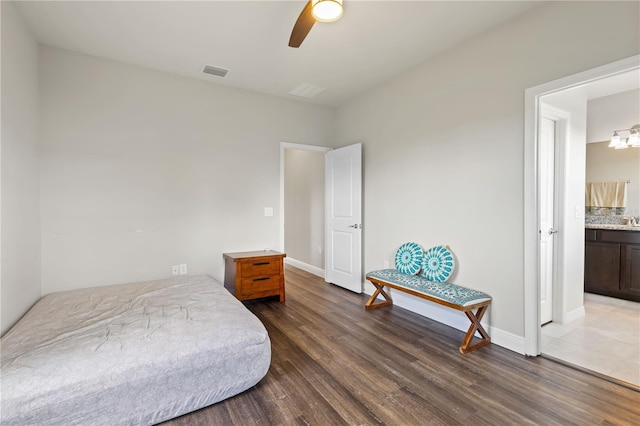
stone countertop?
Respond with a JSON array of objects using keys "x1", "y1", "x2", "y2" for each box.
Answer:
[{"x1": 585, "y1": 223, "x2": 640, "y2": 232}]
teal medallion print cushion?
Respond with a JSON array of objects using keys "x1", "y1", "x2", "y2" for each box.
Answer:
[
  {"x1": 421, "y1": 245, "x2": 455, "y2": 282},
  {"x1": 394, "y1": 242, "x2": 423, "y2": 275}
]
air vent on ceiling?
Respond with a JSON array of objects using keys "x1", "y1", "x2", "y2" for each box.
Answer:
[
  {"x1": 202, "y1": 65, "x2": 229, "y2": 78},
  {"x1": 288, "y1": 83, "x2": 327, "y2": 99}
]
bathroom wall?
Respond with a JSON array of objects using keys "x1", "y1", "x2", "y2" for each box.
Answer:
[
  {"x1": 586, "y1": 142, "x2": 640, "y2": 219},
  {"x1": 586, "y1": 88, "x2": 640, "y2": 219}
]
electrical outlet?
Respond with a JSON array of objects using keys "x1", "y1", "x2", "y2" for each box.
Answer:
[
  {"x1": 318, "y1": 246, "x2": 322, "y2": 255},
  {"x1": 383, "y1": 260, "x2": 389, "y2": 269},
  {"x1": 179, "y1": 264, "x2": 187, "y2": 275},
  {"x1": 172, "y1": 265, "x2": 179, "y2": 276}
]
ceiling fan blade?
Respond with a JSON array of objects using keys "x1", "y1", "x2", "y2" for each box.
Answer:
[{"x1": 289, "y1": 1, "x2": 316, "y2": 48}]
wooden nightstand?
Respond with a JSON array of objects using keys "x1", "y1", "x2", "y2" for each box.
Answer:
[{"x1": 223, "y1": 250, "x2": 286, "y2": 302}]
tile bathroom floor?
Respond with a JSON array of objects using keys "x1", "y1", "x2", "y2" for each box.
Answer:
[{"x1": 541, "y1": 293, "x2": 639, "y2": 387}]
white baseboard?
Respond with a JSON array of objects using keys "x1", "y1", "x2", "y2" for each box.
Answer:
[
  {"x1": 364, "y1": 282, "x2": 526, "y2": 355},
  {"x1": 285, "y1": 258, "x2": 325, "y2": 278},
  {"x1": 563, "y1": 305, "x2": 586, "y2": 325},
  {"x1": 487, "y1": 326, "x2": 526, "y2": 355}
]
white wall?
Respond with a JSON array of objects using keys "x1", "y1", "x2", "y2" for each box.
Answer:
[
  {"x1": 284, "y1": 149, "x2": 325, "y2": 269},
  {"x1": 4, "y1": 0, "x2": 639, "y2": 349},
  {"x1": 335, "y1": 1, "x2": 639, "y2": 348},
  {"x1": 39, "y1": 46, "x2": 334, "y2": 294},
  {"x1": 587, "y1": 89, "x2": 640, "y2": 143},
  {"x1": 0, "y1": 1, "x2": 42, "y2": 334}
]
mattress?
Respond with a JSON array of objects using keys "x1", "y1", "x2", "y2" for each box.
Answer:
[{"x1": 0, "y1": 275, "x2": 271, "y2": 425}]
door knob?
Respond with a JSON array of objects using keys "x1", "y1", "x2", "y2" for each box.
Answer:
[
  {"x1": 548, "y1": 228, "x2": 558, "y2": 235},
  {"x1": 348, "y1": 224, "x2": 361, "y2": 229}
]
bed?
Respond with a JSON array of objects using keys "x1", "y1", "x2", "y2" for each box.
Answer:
[{"x1": 0, "y1": 275, "x2": 271, "y2": 425}]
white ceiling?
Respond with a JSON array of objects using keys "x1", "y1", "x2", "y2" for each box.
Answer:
[
  {"x1": 14, "y1": 0, "x2": 543, "y2": 107},
  {"x1": 585, "y1": 69, "x2": 640, "y2": 100}
]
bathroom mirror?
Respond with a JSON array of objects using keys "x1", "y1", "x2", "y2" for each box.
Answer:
[
  {"x1": 586, "y1": 88, "x2": 640, "y2": 217},
  {"x1": 585, "y1": 142, "x2": 640, "y2": 216}
]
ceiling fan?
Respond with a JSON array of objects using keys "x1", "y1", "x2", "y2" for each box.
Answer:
[{"x1": 289, "y1": 0, "x2": 344, "y2": 48}]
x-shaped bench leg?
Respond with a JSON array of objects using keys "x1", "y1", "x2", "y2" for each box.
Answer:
[
  {"x1": 365, "y1": 283, "x2": 393, "y2": 310},
  {"x1": 460, "y1": 305, "x2": 491, "y2": 354}
]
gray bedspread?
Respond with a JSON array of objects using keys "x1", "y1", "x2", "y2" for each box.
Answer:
[{"x1": 0, "y1": 275, "x2": 271, "y2": 425}]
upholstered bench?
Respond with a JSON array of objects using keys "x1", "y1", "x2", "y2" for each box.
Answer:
[{"x1": 365, "y1": 269, "x2": 492, "y2": 354}]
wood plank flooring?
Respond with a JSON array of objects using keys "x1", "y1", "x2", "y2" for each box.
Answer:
[{"x1": 164, "y1": 266, "x2": 640, "y2": 425}]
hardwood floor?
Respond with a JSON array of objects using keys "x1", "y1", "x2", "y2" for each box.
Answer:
[{"x1": 164, "y1": 266, "x2": 640, "y2": 425}]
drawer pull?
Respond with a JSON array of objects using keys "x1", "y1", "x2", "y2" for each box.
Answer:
[
  {"x1": 253, "y1": 277, "x2": 270, "y2": 282},
  {"x1": 253, "y1": 262, "x2": 270, "y2": 266}
]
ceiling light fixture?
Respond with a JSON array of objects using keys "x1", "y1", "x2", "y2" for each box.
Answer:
[
  {"x1": 609, "y1": 124, "x2": 640, "y2": 149},
  {"x1": 311, "y1": 0, "x2": 343, "y2": 23}
]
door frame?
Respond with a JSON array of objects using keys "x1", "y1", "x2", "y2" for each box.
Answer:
[
  {"x1": 279, "y1": 142, "x2": 332, "y2": 275},
  {"x1": 523, "y1": 54, "x2": 640, "y2": 356}
]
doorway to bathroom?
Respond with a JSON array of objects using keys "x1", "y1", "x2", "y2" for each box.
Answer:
[{"x1": 524, "y1": 55, "x2": 640, "y2": 388}]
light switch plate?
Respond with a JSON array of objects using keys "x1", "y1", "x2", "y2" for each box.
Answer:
[{"x1": 264, "y1": 207, "x2": 274, "y2": 217}]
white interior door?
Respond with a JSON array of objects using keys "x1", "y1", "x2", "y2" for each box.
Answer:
[
  {"x1": 325, "y1": 143, "x2": 362, "y2": 293},
  {"x1": 539, "y1": 116, "x2": 556, "y2": 325}
]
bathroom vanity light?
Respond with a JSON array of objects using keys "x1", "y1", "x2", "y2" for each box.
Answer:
[{"x1": 609, "y1": 124, "x2": 640, "y2": 149}]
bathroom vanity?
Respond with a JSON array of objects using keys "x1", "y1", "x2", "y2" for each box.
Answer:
[{"x1": 584, "y1": 224, "x2": 640, "y2": 302}]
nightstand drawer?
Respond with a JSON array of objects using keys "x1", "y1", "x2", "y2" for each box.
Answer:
[
  {"x1": 240, "y1": 275, "x2": 280, "y2": 296},
  {"x1": 240, "y1": 259, "x2": 281, "y2": 277}
]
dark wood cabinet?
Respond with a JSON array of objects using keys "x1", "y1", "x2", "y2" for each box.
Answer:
[
  {"x1": 584, "y1": 241, "x2": 621, "y2": 294},
  {"x1": 622, "y1": 244, "x2": 640, "y2": 298},
  {"x1": 584, "y1": 229, "x2": 640, "y2": 302}
]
